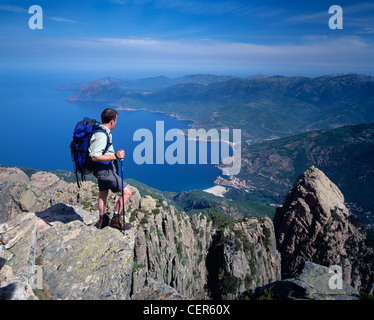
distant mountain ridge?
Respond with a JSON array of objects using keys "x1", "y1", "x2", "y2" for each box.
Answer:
[
  {"x1": 56, "y1": 73, "x2": 237, "y2": 92},
  {"x1": 61, "y1": 73, "x2": 374, "y2": 141}
]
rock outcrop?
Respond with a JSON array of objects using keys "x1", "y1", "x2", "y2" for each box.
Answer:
[
  {"x1": 274, "y1": 166, "x2": 374, "y2": 292},
  {"x1": 0, "y1": 202, "x2": 135, "y2": 300},
  {"x1": 0, "y1": 167, "x2": 118, "y2": 224},
  {"x1": 0, "y1": 167, "x2": 137, "y2": 300},
  {"x1": 0, "y1": 263, "x2": 37, "y2": 300},
  {"x1": 252, "y1": 261, "x2": 360, "y2": 300},
  {"x1": 0, "y1": 167, "x2": 29, "y2": 182},
  {"x1": 131, "y1": 278, "x2": 189, "y2": 300},
  {"x1": 0, "y1": 170, "x2": 48, "y2": 223},
  {"x1": 37, "y1": 219, "x2": 135, "y2": 300}
]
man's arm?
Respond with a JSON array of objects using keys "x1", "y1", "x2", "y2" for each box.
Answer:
[{"x1": 92, "y1": 149, "x2": 125, "y2": 162}]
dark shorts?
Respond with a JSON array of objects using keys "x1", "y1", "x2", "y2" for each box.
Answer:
[{"x1": 94, "y1": 165, "x2": 128, "y2": 192}]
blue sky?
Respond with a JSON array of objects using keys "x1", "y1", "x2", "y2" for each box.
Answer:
[{"x1": 1, "y1": 0, "x2": 374, "y2": 78}]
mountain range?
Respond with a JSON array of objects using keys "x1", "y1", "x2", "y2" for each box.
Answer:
[
  {"x1": 55, "y1": 74, "x2": 237, "y2": 92},
  {"x1": 59, "y1": 73, "x2": 374, "y2": 141}
]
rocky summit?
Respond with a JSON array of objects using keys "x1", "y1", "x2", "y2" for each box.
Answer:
[
  {"x1": 0, "y1": 166, "x2": 281, "y2": 300},
  {"x1": 0, "y1": 167, "x2": 136, "y2": 300},
  {"x1": 274, "y1": 166, "x2": 374, "y2": 292},
  {"x1": 0, "y1": 165, "x2": 373, "y2": 300},
  {"x1": 1, "y1": 203, "x2": 134, "y2": 300}
]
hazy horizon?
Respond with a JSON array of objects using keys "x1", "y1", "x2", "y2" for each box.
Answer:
[{"x1": 1, "y1": 1, "x2": 374, "y2": 78}]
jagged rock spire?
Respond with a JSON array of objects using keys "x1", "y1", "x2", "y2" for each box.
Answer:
[{"x1": 274, "y1": 166, "x2": 374, "y2": 291}]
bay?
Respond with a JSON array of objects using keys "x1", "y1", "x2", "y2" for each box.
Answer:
[{"x1": 0, "y1": 71, "x2": 222, "y2": 192}]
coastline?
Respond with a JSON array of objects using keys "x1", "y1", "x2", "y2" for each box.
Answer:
[
  {"x1": 116, "y1": 106, "x2": 239, "y2": 148},
  {"x1": 116, "y1": 105, "x2": 247, "y2": 192},
  {"x1": 115, "y1": 105, "x2": 197, "y2": 128}
]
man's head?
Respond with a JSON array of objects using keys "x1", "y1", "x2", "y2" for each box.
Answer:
[{"x1": 101, "y1": 108, "x2": 118, "y2": 129}]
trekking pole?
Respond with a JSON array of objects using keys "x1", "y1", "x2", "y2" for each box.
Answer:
[{"x1": 120, "y1": 159, "x2": 125, "y2": 235}]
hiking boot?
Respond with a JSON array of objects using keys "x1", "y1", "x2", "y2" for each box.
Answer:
[
  {"x1": 110, "y1": 216, "x2": 133, "y2": 231},
  {"x1": 124, "y1": 222, "x2": 133, "y2": 230},
  {"x1": 95, "y1": 214, "x2": 110, "y2": 229}
]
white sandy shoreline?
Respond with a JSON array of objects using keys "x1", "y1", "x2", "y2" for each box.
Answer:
[{"x1": 203, "y1": 185, "x2": 228, "y2": 197}]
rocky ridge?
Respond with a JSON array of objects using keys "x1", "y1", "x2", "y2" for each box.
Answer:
[
  {"x1": 1, "y1": 165, "x2": 373, "y2": 300},
  {"x1": 0, "y1": 167, "x2": 119, "y2": 224},
  {"x1": 0, "y1": 167, "x2": 281, "y2": 300}
]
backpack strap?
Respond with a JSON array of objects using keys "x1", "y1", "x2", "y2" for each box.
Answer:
[{"x1": 73, "y1": 161, "x2": 82, "y2": 189}]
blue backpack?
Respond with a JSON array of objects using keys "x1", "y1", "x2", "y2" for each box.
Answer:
[{"x1": 70, "y1": 117, "x2": 111, "y2": 187}]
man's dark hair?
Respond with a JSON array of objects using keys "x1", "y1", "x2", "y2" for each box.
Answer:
[{"x1": 101, "y1": 108, "x2": 118, "y2": 124}]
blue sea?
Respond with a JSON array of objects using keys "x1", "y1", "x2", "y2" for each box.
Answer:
[{"x1": 0, "y1": 71, "x2": 222, "y2": 192}]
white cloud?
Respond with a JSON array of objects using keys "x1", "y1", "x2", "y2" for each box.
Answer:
[
  {"x1": 279, "y1": 2, "x2": 374, "y2": 27},
  {"x1": 357, "y1": 27, "x2": 374, "y2": 34},
  {"x1": 280, "y1": 11, "x2": 327, "y2": 25},
  {"x1": 87, "y1": 35, "x2": 373, "y2": 56},
  {"x1": 2, "y1": 35, "x2": 374, "y2": 76},
  {"x1": 48, "y1": 16, "x2": 77, "y2": 24},
  {"x1": 0, "y1": 4, "x2": 27, "y2": 13}
]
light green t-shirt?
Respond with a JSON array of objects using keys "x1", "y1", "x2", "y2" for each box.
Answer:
[{"x1": 88, "y1": 124, "x2": 115, "y2": 158}]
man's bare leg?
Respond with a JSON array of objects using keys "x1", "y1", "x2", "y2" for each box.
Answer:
[
  {"x1": 111, "y1": 186, "x2": 133, "y2": 230},
  {"x1": 96, "y1": 190, "x2": 109, "y2": 229},
  {"x1": 98, "y1": 190, "x2": 109, "y2": 216},
  {"x1": 115, "y1": 185, "x2": 132, "y2": 214}
]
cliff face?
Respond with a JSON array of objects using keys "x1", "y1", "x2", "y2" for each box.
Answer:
[
  {"x1": 205, "y1": 216, "x2": 280, "y2": 300},
  {"x1": 132, "y1": 202, "x2": 214, "y2": 299},
  {"x1": 274, "y1": 166, "x2": 374, "y2": 291},
  {"x1": 131, "y1": 195, "x2": 281, "y2": 300}
]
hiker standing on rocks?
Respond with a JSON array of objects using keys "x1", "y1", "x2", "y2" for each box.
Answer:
[{"x1": 89, "y1": 108, "x2": 133, "y2": 230}]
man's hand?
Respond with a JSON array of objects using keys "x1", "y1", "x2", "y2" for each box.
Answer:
[{"x1": 116, "y1": 149, "x2": 125, "y2": 161}]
